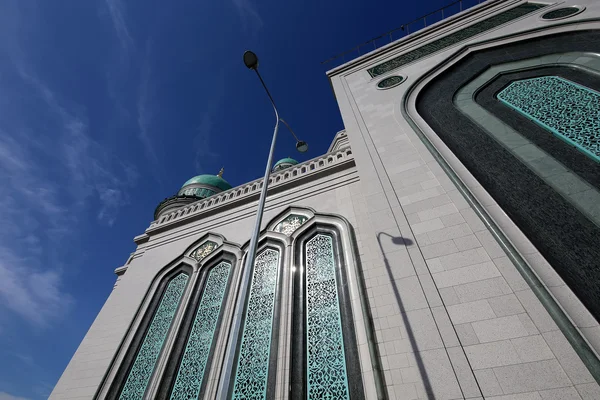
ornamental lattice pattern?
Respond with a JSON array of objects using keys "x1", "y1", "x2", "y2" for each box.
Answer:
[
  {"x1": 190, "y1": 241, "x2": 218, "y2": 262},
  {"x1": 305, "y1": 235, "x2": 350, "y2": 399},
  {"x1": 170, "y1": 262, "x2": 231, "y2": 400},
  {"x1": 367, "y1": 3, "x2": 546, "y2": 78},
  {"x1": 120, "y1": 273, "x2": 189, "y2": 400},
  {"x1": 273, "y1": 214, "x2": 308, "y2": 236},
  {"x1": 497, "y1": 76, "x2": 600, "y2": 163},
  {"x1": 232, "y1": 249, "x2": 280, "y2": 399}
]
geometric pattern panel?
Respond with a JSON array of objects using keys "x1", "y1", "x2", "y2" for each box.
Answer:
[
  {"x1": 232, "y1": 249, "x2": 280, "y2": 399},
  {"x1": 498, "y1": 76, "x2": 600, "y2": 163},
  {"x1": 120, "y1": 273, "x2": 189, "y2": 400},
  {"x1": 367, "y1": 3, "x2": 547, "y2": 78},
  {"x1": 305, "y1": 235, "x2": 350, "y2": 399},
  {"x1": 190, "y1": 240, "x2": 218, "y2": 262},
  {"x1": 170, "y1": 262, "x2": 231, "y2": 400},
  {"x1": 273, "y1": 214, "x2": 308, "y2": 236}
]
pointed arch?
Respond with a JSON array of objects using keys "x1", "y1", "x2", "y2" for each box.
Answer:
[
  {"x1": 265, "y1": 206, "x2": 315, "y2": 235},
  {"x1": 105, "y1": 262, "x2": 194, "y2": 400},
  {"x1": 289, "y1": 213, "x2": 381, "y2": 399},
  {"x1": 219, "y1": 233, "x2": 290, "y2": 399},
  {"x1": 157, "y1": 243, "x2": 243, "y2": 399},
  {"x1": 183, "y1": 232, "x2": 226, "y2": 262}
]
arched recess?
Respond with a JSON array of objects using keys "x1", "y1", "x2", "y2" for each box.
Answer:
[
  {"x1": 265, "y1": 206, "x2": 314, "y2": 236},
  {"x1": 104, "y1": 262, "x2": 194, "y2": 400},
  {"x1": 289, "y1": 213, "x2": 375, "y2": 399},
  {"x1": 183, "y1": 232, "x2": 226, "y2": 263},
  {"x1": 156, "y1": 243, "x2": 243, "y2": 400},
  {"x1": 100, "y1": 233, "x2": 241, "y2": 400},
  {"x1": 220, "y1": 232, "x2": 290, "y2": 400}
]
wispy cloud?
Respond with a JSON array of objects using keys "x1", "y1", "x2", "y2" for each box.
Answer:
[
  {"x1": 105, "y1": 0, "x2": 134, "y2": 49},
  {"x1": 192, "y1": 71, "x2": 225, "y2": 173},
  {"x1": 232, "y1": 0, "x2": 263, "y2": 34},
  {"x1": 137, "y1": 42, "x2": 160, "y2": 167},
  {"x1": 0, "y1": 2, "x2": 137, "y2": 328},
  {"x1": 0, "y1": 392, "x2": 30, "y2": 400}
]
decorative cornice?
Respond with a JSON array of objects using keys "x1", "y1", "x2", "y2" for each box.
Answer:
[
  {"x1": 366, "y1": 2, "x2": 547, "y2": 78},
  {"x1": 145, "y1": 147, "x2": 355, "y2": 235},
  {"x1": 327, "y1": 130, "x2": 350, "y2": 153}
]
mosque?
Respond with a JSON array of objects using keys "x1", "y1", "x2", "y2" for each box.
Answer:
[{"x1": 50, "y1": 0, "x2": 600, "y2": 399}]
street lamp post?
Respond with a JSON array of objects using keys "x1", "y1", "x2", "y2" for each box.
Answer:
[{"x1": 217, "y1": 51, "x2": 308, "y2": 396}]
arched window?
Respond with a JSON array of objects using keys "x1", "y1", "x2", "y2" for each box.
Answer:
[
  {"x1": 291, "y1": 226, "x2": 364, "y2": 399},
  {"x1": 158, "y1": 253, "x2": 237, "y2": 399},
  {"x1": 230, "y1": 242, "x2": 285, "y2": 399},
  {"x1": 106, "y1": 266, "x2": 192, "y2": 400},
  {"x1": 219, "y1": 210, "x2": 380, "y2": 399},
  {"x1": 103, "y1": 235, "x2": 244, "y2": 400}
]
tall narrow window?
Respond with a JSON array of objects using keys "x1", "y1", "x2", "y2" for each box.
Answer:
[
  {"x1": 169, "y1": 261, "x2": 231, "y2": 399},
  {"x1": 232, "y1": 248, "x2": 280, "y2": 399},
  {"x1": 120, "y1": 273, "x2": 189, "y2": 400},
  {"x1": 292, "y1": 228, "x2": 364, "y2": 399},
  {"x1": 305, "y1": 234, "x2": 350, "y2": 399}
]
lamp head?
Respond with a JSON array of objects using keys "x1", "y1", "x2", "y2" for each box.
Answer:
[
  {"x1": 296, "y1": 140, "x2": 309, "y2": 153},
  {"x1": 243, "y1": 51, "x2": 259, "y2": 70}
]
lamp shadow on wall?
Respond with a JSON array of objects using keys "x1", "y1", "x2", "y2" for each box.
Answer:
[{"x1": 376, "y1": 232, "x2": 435, "y2": 399}]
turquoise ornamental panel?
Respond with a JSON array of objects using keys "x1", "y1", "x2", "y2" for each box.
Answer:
[
  {"x1": 170, "y1": 262, "x2": 231, "y2": 400},
  {"x1": 273, "y1": 214, "x2": 308, "y2": 236},
  {"x1": 189, "y1": 240, "x2": 218, "y2": 262},
  {"x1": 367, "y1": 3, "x2": 546, "y2": 78},
  {"x1": 120, "y1": 273, "x2": 189, "y2": 400},
  {"x1": 232, "y1": 249, "x2": 280, "y2": 399},
  {"x1": 497, "y1": 76, "x2": 600, "y2": 163},
  {"x1": 305, "y1": 235, "x2": 350, "y2": 399}
]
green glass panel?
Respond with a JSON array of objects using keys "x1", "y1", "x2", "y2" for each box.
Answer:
[
  {"x1": 305, "y1": 235, "x2": 350, "y2": 399},
  {"x1": 170, "y1": 262, "x2": 231, "y2": 399},
  {"x1": 189, "y1": 241, "x2": 218, "y2": 262},
  {"x1": 120, "y1": 273, "x2": 189, "y2": 400},
  {"x1": 497, "y1": 76, "x2": 600, "y2": 163},
  {"x1": 273, "y1": 214, "x2": 308, "y2": 236},
  {"x1": 367, "y1": 3, "x2": 547, "y2": 78},
  {"x1": 232, "y1": 248, "x2": 280, "y2": 399}
]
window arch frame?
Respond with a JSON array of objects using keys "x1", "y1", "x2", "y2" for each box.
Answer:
[
  {"x1": 156, "y1": 247, "x2": 242, "y2": 399},
  {"x1": 104, "y1": 263, "x2": 194, "y2": 400},
  {"x1": 220, "y1": 235, "x2": 290, "y2": 399},
  {"x1": 100, "y1": 233, "x2": 243, "y2": 400},
  {"x1": 290, "y1": 222, "x2": 365, "y2": 399}
]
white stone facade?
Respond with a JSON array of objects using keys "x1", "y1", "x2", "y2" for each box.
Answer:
[{"x1": 51, "y1": 0, "x2": 600, "y2": 399}]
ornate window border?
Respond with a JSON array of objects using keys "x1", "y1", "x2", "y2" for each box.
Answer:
[
  {"x1": 292, "y1": 224, "x2": 364, "y2": 399},
  {"x1": 222, "y1": 236, "x2": 289, "y2": 399},
  {"x1": 100, "y1": 233, "x2": 242, "y2": 400},
  {"x1": 155, "y1": 249, "x2": 238, "y2": 399},
  {"x1": 186, "y1": 234, "x2": 224, "y2": 262},
  {"x1": 104, "y1": 263, "x2": 193, "y2": 399},
  {"x1": 268, "y1": 207, "x2": 314, "y2": 236}
]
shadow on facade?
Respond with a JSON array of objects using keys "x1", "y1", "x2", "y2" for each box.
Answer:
[{"x1": 376, "y1": 232, "x2": 435, "y2": 399}]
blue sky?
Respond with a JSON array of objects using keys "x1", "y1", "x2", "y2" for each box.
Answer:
[{"x1": 0, "y1": 0, "x2": 451, "y2": 398}]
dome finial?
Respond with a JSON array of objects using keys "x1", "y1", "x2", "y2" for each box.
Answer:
[{"x1": 217, "y1": 167, "x2": 224, "y2": 178}]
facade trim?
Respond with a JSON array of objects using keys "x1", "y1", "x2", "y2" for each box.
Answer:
[{"x1": 403, "y1": 27, "x2": 600, "y2": 384}]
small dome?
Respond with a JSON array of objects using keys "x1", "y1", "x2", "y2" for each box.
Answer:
[
  {"x1": 273, "y1": 157, "x2": 298, "y2": 172},
  {"x1": 181, "y1": 174, "x2": 232, "y2": 191},
  {"x1": 274, "y1": 157, "x2": 298, "y2": 167}
]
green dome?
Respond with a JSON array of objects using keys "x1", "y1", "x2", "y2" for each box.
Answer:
[
  {"x1": 274, "y1": 157, "x2": 298, "y2": 167},
  {"x1": 182, "y1": 174, "x2": 232, "y2": 191}
]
